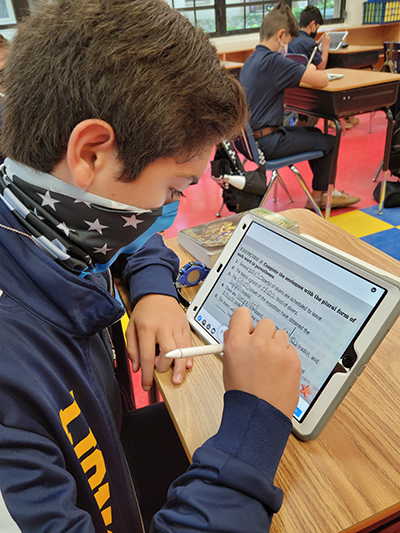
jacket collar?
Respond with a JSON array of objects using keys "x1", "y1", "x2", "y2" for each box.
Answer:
[{"x1": 0, "y1": 200, "x2": 124, "y2": 337}]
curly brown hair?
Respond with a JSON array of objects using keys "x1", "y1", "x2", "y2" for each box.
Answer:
[
  {"x1": 1, "y1": 0, "x2": 247, "y2": 181},
  {"x1": 260, "y1": 0, "x2": 299, "y2": 41}
]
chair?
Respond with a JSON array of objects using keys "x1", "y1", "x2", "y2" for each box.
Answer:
[
  {"x1": 260, "y1": 151, "x2": 324, "y2": 216},
  {"x1": 241, "y1": 125, "x2": 324, "y2": 216},
  {"x1": 286, "y1": 53, "x2": 308, "y2": 66},
  {"x1": 213, "y1": 125, "x2": 324, "y2": 217},
  {"x1": 383, "y1": 42, "x2": 400, "y2": 64}
]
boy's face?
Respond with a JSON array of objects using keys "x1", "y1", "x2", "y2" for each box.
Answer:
[
  {"x1": 57, "y1": 120, "x2": 214, "y2": 210},
  {"x1": 310, "y1": 21, "x2": 320, "y2": 38},
  {"x1": 99, "y1": 149, "x2": 213, "y2": 210}
]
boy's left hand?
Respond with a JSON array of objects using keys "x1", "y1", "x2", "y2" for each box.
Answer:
[{"x1": 125, "y1": 294, "x2": 193, "y2": 391}]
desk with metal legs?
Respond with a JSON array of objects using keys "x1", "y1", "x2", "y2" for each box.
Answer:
[{"x1": 284, "y1": 68, "x2": 400, "y2": 218}]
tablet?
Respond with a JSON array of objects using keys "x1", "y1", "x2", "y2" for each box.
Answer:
[
  {"x1": 186, "y1": 212, "x2": 400, "y2": 440},
  {"x1": 328, "y1": 31, "x2": 348, "y2": 51}
]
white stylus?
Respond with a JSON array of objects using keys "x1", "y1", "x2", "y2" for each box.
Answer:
[
  {"x1": 307, "y1": 46, "x2": 318, "y2": 67},
  {"x1": 165, "y1": 344, "x2": 224, "y2": 359}
]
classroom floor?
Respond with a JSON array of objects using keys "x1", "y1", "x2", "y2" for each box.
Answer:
[{"x1": 132, "y1": 110, "x2": 400, "y2": 407}]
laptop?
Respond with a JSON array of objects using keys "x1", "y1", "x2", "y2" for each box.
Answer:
[
  {"x1": 186, "y1": 212, "x2": 400, "y2": 440},
  {"x1": 327, "y1": 31, "x2": 348, "y2": 51}
]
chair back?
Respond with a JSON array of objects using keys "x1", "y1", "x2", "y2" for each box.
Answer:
[
  {"x1": 286, "y1": 53, "x2": 308, "y2": 66},
  {"x1": 384, "y1": 41, "x2": 400, "y2": 56},
  {"x1": 233, "y1": 124, "x2": 260, "y2": 165},
  {"x1": 384, "y1": 42, "x2": 400, "y2": 66}
]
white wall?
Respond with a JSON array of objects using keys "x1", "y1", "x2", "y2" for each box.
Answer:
[{"x1": 344, "y1": 0, "x2": 365, "y2": 27}]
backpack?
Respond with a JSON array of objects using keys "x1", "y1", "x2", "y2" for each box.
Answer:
[
  {"x1": 211, "y1": 140, "x2": 267, "y2": 213},
  {"x1": 372, "y1": 110, "x2": 400, "y2": 207},
  {"x1": 389, "y1": 111, "x2": 400, "y2": 177}
]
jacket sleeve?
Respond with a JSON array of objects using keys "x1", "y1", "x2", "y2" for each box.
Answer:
[
  {"x1": 0, "y1": 423, "x2": 96, "y2": 533},
  {"x1": 111, "y1": 233, "x2": 180, "y2": 310},
  {"x1": 151, "y1": 390, "x2": 292, "y2": 532}
]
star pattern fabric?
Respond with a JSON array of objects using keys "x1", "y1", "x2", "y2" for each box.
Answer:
[{"x1": 0, "y1": 162, "x2": 179, "y2": 275}]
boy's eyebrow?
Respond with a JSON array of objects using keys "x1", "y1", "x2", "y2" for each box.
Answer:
[{"x1": 178, "y1": 174, "x2": 200, "y2": 185}]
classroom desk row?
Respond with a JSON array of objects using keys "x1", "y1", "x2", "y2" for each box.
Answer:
[
  {"x1": 221, "y1": 44, "x2": 383, "y2": 72},
  {"x1": 284, "y1": 68, "x2": 400, "y2": 218},
  {"x1": 222, "y1": 52, "x2": 400, "y2": 219},
  {"x1": 156, "y1": 208, "x2": 400, "y2": 533}
]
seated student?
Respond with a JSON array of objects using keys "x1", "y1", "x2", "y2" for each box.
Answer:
[
  {"x1": 288, "y1": 5, "x2": 329, "y2": 70},
  {"x1": 288, "y1": 6, "x2": 358, "y2": 130},
  {"x1": 0, "y1": 0, "x2": 301, "y2": 532},
  {"x1": 240, "y1": 0, "x2": 360, "y2": 210}
]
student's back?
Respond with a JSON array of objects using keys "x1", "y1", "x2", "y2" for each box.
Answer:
[{"x1": 240, "y1": 45, "x2": 304, "y2": 130}]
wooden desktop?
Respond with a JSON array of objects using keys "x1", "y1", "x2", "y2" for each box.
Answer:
[{"x1": 156, "y1": 208, "x2": 400, "y2": 533}]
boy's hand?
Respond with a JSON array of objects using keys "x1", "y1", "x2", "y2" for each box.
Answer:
[
  {"x1": 223, "y1": 308, "x2": 301, "y2": 419},
  {"x1": 318, "y1": 32, "x2": 330, "y2": 50},
  {"x1": 125, "y1": 294, "x2": 193, "y2": 391}
]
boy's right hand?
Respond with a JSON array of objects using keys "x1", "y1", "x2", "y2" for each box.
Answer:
[
  {"x1": 222, "y1": 308, "x2": 301, "y2": 419},
  {"x1": 318, "y1": 32, "x2": 331, "y2": 50}
]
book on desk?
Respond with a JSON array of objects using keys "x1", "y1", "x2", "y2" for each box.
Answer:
[{"x1": 177, "y1": 207, "x2": 299, "y2": 268}]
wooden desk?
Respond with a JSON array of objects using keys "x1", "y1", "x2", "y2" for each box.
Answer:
[
  {"x1": 156, "y1": 208, "x2": 400, "y2": 533},
  {"x1": 220, "y1": 60, "x2": 243, "y2": 80},
  {"x1": 285, "y1": 68, "x2": 400, "y2": 218},
  {"x1": 327, "y1": 45, "x2": 381, "y2": 69},
  {"x1": 220, "y1": 60, "x2": 244, "y2": 70}
]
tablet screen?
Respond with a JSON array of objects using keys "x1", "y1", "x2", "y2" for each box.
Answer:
[
  {"x1": 328, "y1": 31, "x2": 347, "y2": 50},
  {"x1": 193, "y1": 221, "x2": 386, "y2": 422}
]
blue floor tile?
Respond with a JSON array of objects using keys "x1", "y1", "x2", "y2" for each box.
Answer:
[
  {"x1": 361, "y1": 205, "x2": 400, "y2": 226},
  {"x1": 361, "y1": 228, "x2": 400, "y2": 262}
]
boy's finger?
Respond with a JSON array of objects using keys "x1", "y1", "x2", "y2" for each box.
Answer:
[
  {"x1": 227, "y1": 307, "x2": 255, "y2": 334},
  {"x1": 137, "y1": 334, "x2": 157, "y2": 391},
  {"x1": 253, "y1": 317, "x2": 278, "y2": 338},
  {"x1": 125, "y1": 321, "x2": 140, "y2": 372},
  {"x1": 171, "y1": 358, "x2": 189, "y2": 385}
]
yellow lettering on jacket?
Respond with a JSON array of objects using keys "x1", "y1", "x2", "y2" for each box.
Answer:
[
  {"x1": 60, "y1": 390, "x2": 113, "y2": 531},
  {"x1": 82, "y1": 449, "x2": 106, "y2": 491},
  {"x1": 74, "y1": 428, "x2": 97, "y2": 459},
  {"x1": 59, "y1": 390, "x2": 80, "y2": 445}
]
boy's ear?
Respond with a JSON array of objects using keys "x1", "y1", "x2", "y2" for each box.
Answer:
[
  {"x1": 66, "y1": 119, "x2": 116, "y2": 190},
  {"x1": 277, "y1": 28, "x2": 286, "y2": 41}
]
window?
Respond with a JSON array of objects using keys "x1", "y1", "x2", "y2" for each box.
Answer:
[
  {"x1": 291, "y1": 0, "x2": 345, "y2": 23},
  {"x1": 165, "y1": 0, "x2": 346, "y2": 37},
  {"x1": 164, "y1": 0, "x2": 217, "y2": 34}
]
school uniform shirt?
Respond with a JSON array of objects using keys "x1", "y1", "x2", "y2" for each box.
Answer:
[
  {"x1": 239, "y1": 44, "x2": 306, "y2": 131},
  {"x1": 0, "y1": 191, "x2": 293, "y2": 532},
  {"x1": 288, "y1": 30, "x2": 322, "y2": 66}
]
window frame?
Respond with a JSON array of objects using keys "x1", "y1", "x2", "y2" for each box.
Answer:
[
  {"x1": 0, "y1": 0, "x2": 30, "y2": 29},
  {"x1": 170, "y1": 0, "x2": 347, "y2": 38}
]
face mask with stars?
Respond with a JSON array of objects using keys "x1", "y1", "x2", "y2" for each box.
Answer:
[{"x1": 0, "y1": 159, "x2": 179, "y2": 276}]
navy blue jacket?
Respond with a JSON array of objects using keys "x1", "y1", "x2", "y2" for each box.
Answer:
[{"x1": 0, "y1": 198, "x2": 292, "y2": 532}]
